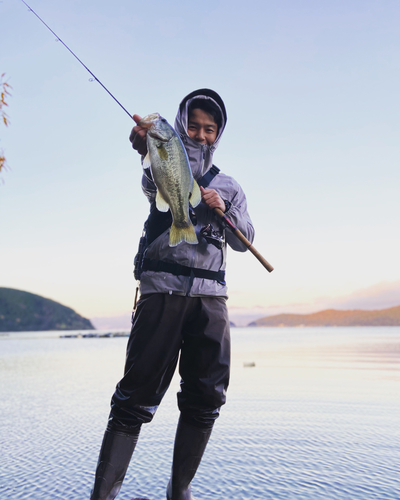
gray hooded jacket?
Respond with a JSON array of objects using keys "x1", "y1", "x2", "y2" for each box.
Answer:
[{"x1": 139, "y1": 89, "x2": 254, "y2": 298}]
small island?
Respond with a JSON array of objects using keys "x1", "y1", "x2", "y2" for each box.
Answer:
[
  {"x1": 0, "y1": 287, "x2": 94, "y2": 332},
  {"x1": 248, "y1": 305, "x2": 400, "y2": 327}
]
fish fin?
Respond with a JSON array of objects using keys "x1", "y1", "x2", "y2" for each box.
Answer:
[
  {"x1": 169, "y1": 222, "x2": 198, "y2": 247},
  {"x1": 143, "y1": 152, "x2": 151, "y2": 170},
  {"x1": 155, "y1": 190, "x2": 170, "y2": 212},
  {"x1": 189, "y1": 179, "x2": 201, "y2": 208}
]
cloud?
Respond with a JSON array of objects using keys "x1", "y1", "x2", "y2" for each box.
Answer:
[{"x1": 326, "y1": 280, "x2": 400, "y2": 310}]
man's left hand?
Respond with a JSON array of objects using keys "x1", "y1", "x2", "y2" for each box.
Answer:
[
  {"x1": 129, "y1": 114, "x2": 148, "y2": 156},
  {"x1": 200, "y1": 187, "x2": 226, "y2": 212}
]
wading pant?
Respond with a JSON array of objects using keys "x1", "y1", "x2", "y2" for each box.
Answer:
[{"x1": 108, "y1": 293, "x2": 230, "y2": 433}]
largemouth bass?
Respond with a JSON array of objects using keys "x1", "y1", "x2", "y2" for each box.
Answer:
[{"x1": 139, "y1": 113, "x2": 201, "y2": 247}]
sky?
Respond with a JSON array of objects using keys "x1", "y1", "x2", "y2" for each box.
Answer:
[{"x1": 1, "y1": 0, "x2": 399, "y2": 327}]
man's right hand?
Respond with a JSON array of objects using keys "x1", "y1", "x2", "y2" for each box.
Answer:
[{"x1": 129, "y1": 114, "x2": 148, "y2": 156}]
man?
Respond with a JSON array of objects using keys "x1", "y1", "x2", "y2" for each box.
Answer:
[{"x1": 90, "y1": 89, "x2": 254, "y2": 500}]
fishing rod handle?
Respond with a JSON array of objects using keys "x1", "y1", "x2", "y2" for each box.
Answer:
[
  {"x1": 213, "y1": 208, "x2": 274, "y2": 273},
  {"x1": 246, "y1": 241, "x2": 274, "y2": 273}
]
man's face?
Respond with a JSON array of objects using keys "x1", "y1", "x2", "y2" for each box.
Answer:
[{"x1": 187, "y1": 108, "x2": 218, "y2": 146}]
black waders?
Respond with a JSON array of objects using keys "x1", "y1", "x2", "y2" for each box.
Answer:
[
  {"x1": 90, "y1": 428, "x2": 140, "y2": 500},
  {"x1": 166, "y1": 417, "x2": 212, "y2": 500}
]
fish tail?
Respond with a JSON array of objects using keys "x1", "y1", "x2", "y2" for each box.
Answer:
[{"x1": 169, "y1": 222, "x2": 198, "y2": 247}]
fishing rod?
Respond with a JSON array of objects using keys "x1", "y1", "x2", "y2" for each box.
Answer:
[
  {"x1": 20, "y1": 0, "x2": 133, "y2": 120},
  {"x1": 21, "y1": 0, "x2": 274, "y2": 272}
]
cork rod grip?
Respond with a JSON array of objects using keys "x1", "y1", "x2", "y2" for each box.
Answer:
[{"x1": 214, "y1": 208, "x2": 274, "y2": 273}]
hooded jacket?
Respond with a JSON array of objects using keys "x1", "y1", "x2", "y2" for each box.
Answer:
[{"x1": 139, "y1": 89, "x2": 254, "y2": 298}]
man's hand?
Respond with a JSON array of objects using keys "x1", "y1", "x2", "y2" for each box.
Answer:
[
  {"x1": 129, "y1": 114, "x2": 148, "y2": 156},
  {"x1": 200, "y1": 186, "x2": 226, "y2": 212}
]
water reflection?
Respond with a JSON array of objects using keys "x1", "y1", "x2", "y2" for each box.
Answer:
[{"x1": 0, "y1": 327, "x2": 399, "y2": 499}]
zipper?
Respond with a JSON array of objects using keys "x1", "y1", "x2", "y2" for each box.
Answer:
[
  {"x1": 186, "y1": 144, "x2": 205, "y2": 296},
  {"x1": 184, "y1": 227, "x2": 198, "y2": 296},
  {"x1": 200, "y1": 144, "x2": 205, "y2": 173}
]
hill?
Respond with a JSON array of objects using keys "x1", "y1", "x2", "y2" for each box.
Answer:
[
  {"x1": 0, "y1": 288, "x2": 94, "y2": 332},
  {"x1": 248, "y1": 305, "x2": 400, "y2": 327}
]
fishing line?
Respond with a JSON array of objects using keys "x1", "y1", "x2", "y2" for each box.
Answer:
[
  {"x1": 19, "y1": 1, "x2": 274, "y2": 272},
  {"x1": 20, "y1": 0, "x2": 133, "y2": 120}
]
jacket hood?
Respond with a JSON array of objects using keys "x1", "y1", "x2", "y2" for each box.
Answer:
[{"x1": 174, "y1": 89, "x2": 227, "y2": 180}]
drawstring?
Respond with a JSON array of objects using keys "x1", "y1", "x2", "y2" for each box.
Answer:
[{"x1": 131, "y1": 282, "x2": 140, "y2": 323}]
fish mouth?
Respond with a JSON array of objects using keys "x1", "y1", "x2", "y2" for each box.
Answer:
[
  {"x1": 139, "y1": 113, "x2": 172, "y2": 142},
  {"x1": 138, "y1": 112, "x2": 160, "y2": 129}
]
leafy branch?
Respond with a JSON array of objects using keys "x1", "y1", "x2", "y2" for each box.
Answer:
[{"x1": 0, "y1": 72, "x2": 12, "y2": 175}]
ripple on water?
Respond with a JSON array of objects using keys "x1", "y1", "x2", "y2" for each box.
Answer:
[{"x1": 0, "y1": 329, "x2": 399, "y2": 499}]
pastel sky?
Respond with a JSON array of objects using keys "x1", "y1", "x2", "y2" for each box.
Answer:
[{"x1": 1, "y1": 0, "x2": 399, "y2": 326}]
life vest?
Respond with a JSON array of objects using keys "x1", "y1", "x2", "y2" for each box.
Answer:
[{"x1": 134, "y1": 166, "x2": 222, "y2": 282}]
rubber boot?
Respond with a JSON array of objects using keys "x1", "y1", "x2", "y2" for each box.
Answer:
[
  {"x1": 90, "y1": 428, "x2": 139, "y2": 500},
  {"x1": 166, "y1": 418, "x2": 212, "y2": 500}
]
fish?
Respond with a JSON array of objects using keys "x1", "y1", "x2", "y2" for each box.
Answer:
[{"x1": 138, "y1": 113, "x2": 201, "y2": 247}]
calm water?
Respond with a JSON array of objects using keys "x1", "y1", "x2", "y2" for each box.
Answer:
[{"x1": 0, "y1": 327, "x2": 399, "y2": 499}]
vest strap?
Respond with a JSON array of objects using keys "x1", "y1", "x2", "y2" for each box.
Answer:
[
  {"x1": 142, "y1": 258, "x2": 226, "y2": 285},
  {"x1": 197, "y1": 165, "x2": 220, "y2": 188}
]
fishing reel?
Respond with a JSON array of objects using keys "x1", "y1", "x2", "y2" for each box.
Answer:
[{"x1": 200, "y1": 224, "x2": 225, "y2": 249}]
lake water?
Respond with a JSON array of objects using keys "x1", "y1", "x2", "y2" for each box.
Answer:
[{"x1": 0, "y1": 327, "x2": 399, "y2": 499}]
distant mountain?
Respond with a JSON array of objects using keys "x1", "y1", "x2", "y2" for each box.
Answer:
[
  {"x1": 248, "y1": 305, "x2": 400, "y2": 327},
  {"x1": 0, "y1": 288, "x2": 94, "y2": 332}
]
